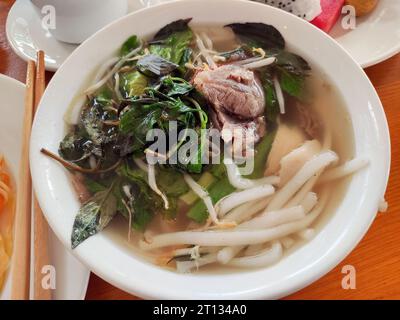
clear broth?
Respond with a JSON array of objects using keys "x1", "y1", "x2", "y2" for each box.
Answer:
[{"x1": 101, "y1": 26, "x2": 355, "y2": 273}]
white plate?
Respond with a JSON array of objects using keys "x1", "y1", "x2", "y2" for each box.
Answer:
[
  {"x1": 5, "y1": 0, "x2": 171, "y2": 72},
  {"x1": 331, "y1": 0, "x2": 400, "y2": 68},
  {"x1": 30, "y1": 0, "x2": 390, "y2": 299},
  {"x1": 0, "y1": 74, "x2": 90, "y2": 300}
]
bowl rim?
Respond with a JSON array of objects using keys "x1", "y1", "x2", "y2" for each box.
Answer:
[{"x1": 30, "y1": 0, "x2": 391, "y2": 299}]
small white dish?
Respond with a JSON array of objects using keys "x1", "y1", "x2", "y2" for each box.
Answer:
[
  {"x1": 5, "y1": 0, "x2": 163, "y2": 71},
  {"x1": 0, "y1": 74, "x2": 90, "y2": 300},
  {"x1": 30, "y1": 0, "x2": 390, "y2": 299},
  {"x1": 331, "y1": 0, "x2": 400, "y2": 68}
]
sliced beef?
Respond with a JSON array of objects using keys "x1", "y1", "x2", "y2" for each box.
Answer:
[
  {"x1": 193, "y1": 64, "x2": 265, "y2": 120},
  {"x1": 193, "y1": 64, "x2": 267, "y2": 155}
]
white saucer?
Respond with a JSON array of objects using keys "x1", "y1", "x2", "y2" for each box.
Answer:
[
  {"x1": 6, "y1": 0, "x2": 77, "y2": 72},
  {"x1": 0, "y1": 74, "x2": 90, "y2": 300},
  {"x1": 5, "y1": 0, "x2": 170, "y2": 72},
  {"x1": 331, "y1": 0, "x2": 400, "y2": 68}
]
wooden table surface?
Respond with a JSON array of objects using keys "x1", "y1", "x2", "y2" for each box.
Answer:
[{"x1": 1, "y1": 0, "x2": 399, "y2": 300}]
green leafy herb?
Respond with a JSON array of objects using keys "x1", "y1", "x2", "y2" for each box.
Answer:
[
  {"x1": 275, "y1": 52, "x2": 311, "y2": 98},
  {"x1": 187, "y1": 177, "x2": 235, "y2": 224},
  {"x1": 80, "y1": 104, "x2": 116, "y2": 145},
  {"x1": 71, "y1": 181, "x2": 118, "y2": 248},
  {"x1": 159, "y1": 76, "x2": 193, "y2": 96},
  {"x1": 225, "y1": 22, "x2": 285, "y2": 50},
  {"x1": 149, "y1": 19, "x2": 193, "y2": 65},
  {"x1": 157, "y1": 168, "x2": 189, "y2": 197},
  {"x1": 120, "y1": 71, "x2": 149, "y2": 98},
  {"x1": 119, "y1": 90, "x2": 207, "y2": 163},
  {"x1": 93, "y1": 86, "x2": 115, "y2": 107},
  {"x1": 184, "y1": 98, "x2": 208, "y2": 174},
  {"x1": 120, "y1": 35, "x2": 140, "y2": 57},
  {"x1": 117, "y1": 163, "x2": 179, "y2": 228},
  {"x1": 209, "y1": 161, "x2": 227, "y2": 179},
  {"x1": 245, "y1": 127, "x2": 277, "y2": 179},
  {"x1": 187, "y1": 127, "x2": 276, "y2": 224},
  {"x1": 84, "y1": 177, "x2": 107, "y2": 194},
  {"x1": 136, "y1": 54, "x2": 179, "y2": 77},
  {"x1": 280, "y1": 72, "x2": 304, "y2": 97},
  {"x1": 119, "y1": 103, "x2": 162, "y2": 153},
  {"x1": 117, "y1": 165, "x2": 158, "y2": 230},
  {"x1": 178, "y1": 47, "x2": 193, "y2": 75},
  {"x1": 80, "y1": 91, "x2": 118, "y2": 146},
  {"x1": 117, "y1": 163, "x2": 148, "y2": 186},
  {"x1": 59, "y1": 131, "x2": 103, "y2": 165},
  {"x1": 258, "y1": 52, "x2": 311, "y2": 120},
  {"x1": 59, "y1": 133, "x2": 87, "y2": 161},
  {"x1": 131, "y1": 204, "x2": 154, "y2": 230},
  {"x1": 275, "y1": 51, "x2": 311, "y2": 75},
  {"x1": 261, "y1": 72, "x2": 280, "y2": 123},
  {"x1": 153, "y1": 19, "x2": 192, "y2": 41}
]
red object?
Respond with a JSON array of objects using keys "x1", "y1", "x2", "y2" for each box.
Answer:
[{"x1": 310, "y1": 0, "x2": 345, "y2": 33}]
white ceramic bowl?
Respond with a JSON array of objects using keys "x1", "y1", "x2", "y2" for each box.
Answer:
[{"x1": 30, "y1": 0, "x2": 390, "y2": 299}]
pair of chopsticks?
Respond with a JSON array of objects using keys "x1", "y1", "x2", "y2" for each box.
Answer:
[{"x1": 11, "y1": 51, "x2": 51, "y2": 300}]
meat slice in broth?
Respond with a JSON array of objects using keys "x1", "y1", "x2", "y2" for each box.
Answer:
[
  {"x1": 193, "y1": 64, "x2": 266, "y2": 154},
  {"x1": 193, "y1": 64, "x2": 265, "y2": 119}
]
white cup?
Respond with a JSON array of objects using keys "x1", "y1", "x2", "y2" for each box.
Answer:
[{"x1": 31, "y1": 0, "x2": 128, "y2": 44}]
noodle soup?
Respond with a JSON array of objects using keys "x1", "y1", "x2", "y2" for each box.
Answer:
[
  {"x1": 42, "y1": 19, "x2": 364, "y2": 273},
  {"x1": 106, "y1": 65, "x2": 355, "y2": 271}
]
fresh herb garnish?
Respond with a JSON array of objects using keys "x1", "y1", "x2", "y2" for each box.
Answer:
[
  {"x1": 47, "y1": 19, "x2": 313, "y2": 250},
  {"x1": 149, "y1": 19, "x2": 193, "y2": 65},
  {"x1": 225, "y1": 22, "x2": 285, "y2": 50},
  {"x1": 71, "y1": 180, "x2": 118, "y2": 248},
  {"x1": 136, "y1": 54, "x2": 179, "y2": 77},
  {"x1": 120, "y1": 35, "x2": 140, "y2": 57}
]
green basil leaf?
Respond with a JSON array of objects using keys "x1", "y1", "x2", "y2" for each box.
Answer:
[
  {"x1": 279, "y1": 71, "x2": 304, "y2": 97},
  {"x1": 120, "y1": 71, "x2": 149, "y2": 98},
  {"x1": 161, "y1": 76, "x2": 193, "y2": 96},
  {"x1": 137, "y1": 54, "x2": 179, "y2": 77},
  {"x1": 225, "y1": 22, "x2": 285, "y2": 50},
  {"x1": 120, "y1": 35, "x2": 140, "y2": 57},
  {"x1": 71, "y1": 182, "x2": 117, "y2": 249},
  {"x1": 84, "y1": 178, "x2": 107, "y2": 194},
  {"x1": 245, "y1": 127, "x2": 277, "y2": 179},
  {"x1": 157, "y1": 168, "x2": 189, "y2": 197},
  {"x1": 153, "y1": 19, "x2": 192, "y2": 41},
  {"x1": 149, "y1": 20, "x2": 193, "y2": 65},
  {"x1": 262, "y1": 74, "x2": 280, "y2": 123}
]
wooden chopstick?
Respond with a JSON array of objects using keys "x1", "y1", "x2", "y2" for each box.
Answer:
[
  {"x1": 33, "y1": 51, "x2": 52, "y2": 300},
  {"x1": 34, "y1": 51, "x2": 46, "y2": 113},
  {"x1": 11, "y1": 60, "x2": 36, "y2": 300}
]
